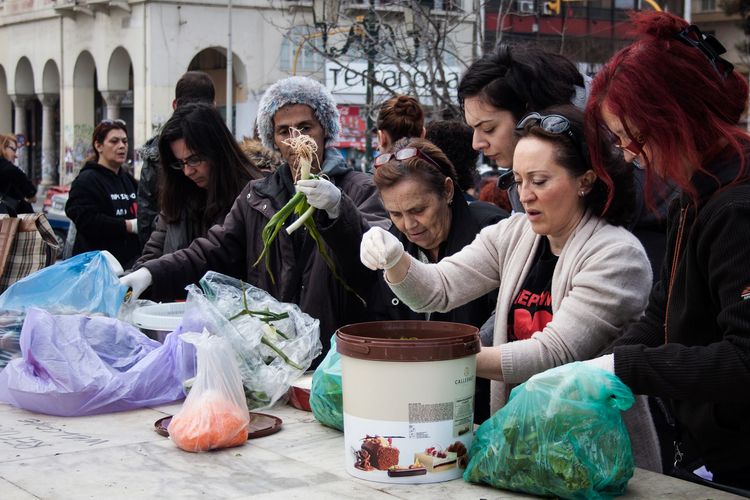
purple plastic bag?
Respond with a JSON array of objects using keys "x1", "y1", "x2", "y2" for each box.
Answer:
[{"x1": 0, "y1": 308, "x2": 196, "y2": 416}]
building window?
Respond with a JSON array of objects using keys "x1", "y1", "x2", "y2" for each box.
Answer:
[
  {"x1": 280, "y1": 26, "x2": 326, "y2": 73},
  {"x1": 700, "y1": 0, "x2": 716, "y2": 11}
]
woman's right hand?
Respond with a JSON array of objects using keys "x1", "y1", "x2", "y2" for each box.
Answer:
[
  {"x1": 119, "y1": 268, "x2": 152, "y2": 301},
  {"x1": 360, "y1": 226, "x2": 405, "y2": 271}
]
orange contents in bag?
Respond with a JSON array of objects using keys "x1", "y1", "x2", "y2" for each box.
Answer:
[{"x1": 168, "y1": 390, "x2": 249, "y2": 452}]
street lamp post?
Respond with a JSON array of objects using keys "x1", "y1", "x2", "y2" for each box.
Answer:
[{"x1": 312, "y1": 0, "x2": 419, "y2": 169}]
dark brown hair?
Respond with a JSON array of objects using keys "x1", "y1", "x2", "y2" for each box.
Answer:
[
  {"x1": 376, "y1": 95, "x2": 424, "y2": 146},
  {"x1": 516, "y1": 105, "x2": 634, "y2": 226},
  {"x1": 88, "y1": 120, "x2": 128, "y2": 164},
  {"x1": 158, "y1": 103, "x2": 264, "y2": 227}
]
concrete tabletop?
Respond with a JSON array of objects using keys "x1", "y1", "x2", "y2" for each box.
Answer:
[{"x1": 0, "y1": 401, "x2": 742, "y2": 499}]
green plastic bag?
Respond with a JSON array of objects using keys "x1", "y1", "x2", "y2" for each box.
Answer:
[
  {"x1": 309, "y1": 334, "x2": 343, "y2": 430},
  {"x1": 464, "y1": 362, "x2": 635, "y2": 499}
]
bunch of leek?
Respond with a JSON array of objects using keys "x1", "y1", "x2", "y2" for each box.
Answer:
[{"x1": 252, "y1": 129, "x2": 363, "y2": 303}]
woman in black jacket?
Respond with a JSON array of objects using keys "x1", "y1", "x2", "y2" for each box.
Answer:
[
  {"x1": 133, "y1": 103, "x2": 266, "y2": 275},
  {"x1": 65, "y1": 120, "x2": 141, "y2": 268},
  {"x1": 585, "y1": 12, "x2": 750, "y2": 493},
  {"x1": 0, "y1": 134, "x2": 36, "y2": 215}
]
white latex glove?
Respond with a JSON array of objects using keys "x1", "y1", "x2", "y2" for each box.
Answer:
[
  {"x1": 126, "y1": 218, "x2": 138, "y2": 234},
  {"x1": 119, "y1": 268, "x2": 152, "y2": 301},
  {"x1": 582, "y1": 354, "x2": 615, "y2": 373},
  {"x1": 295, "y1": 178, "x2": 342, "y2": 219},
  {"x1": 360, "y1": 226, "x2": 405, "y2": 271}
]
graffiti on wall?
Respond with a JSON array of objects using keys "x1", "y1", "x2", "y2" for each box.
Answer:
[{"x1": 62, "y1": 123, "x2": 94, "y2": 185}]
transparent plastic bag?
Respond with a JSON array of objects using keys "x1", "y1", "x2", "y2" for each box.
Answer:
[
  {"x1": 464, "y1": 362, "x2": 635, "y2": 499},
  {"x1": 168, "y1": 330, "x2": 250, "y2": 452},
  {"x1": 181, "y1": 271, "x2": 322, "y2": 410},
  {"x1": 309, "y1": 334, "x2": 343, "y2": 430}
]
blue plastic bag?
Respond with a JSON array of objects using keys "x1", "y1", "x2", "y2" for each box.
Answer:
[
  {"x1": 0, "y1": 251, "x2": 126, "y2": 317},
  {"x1": 464, "y1": 362, "x2": 635, "y2": 499},
  {"x1": 0, "y1": 308, "x2": 194, "y2": 416},
  {"x1": 309, "y1": 334, "x2": 343, "y2": 430},
  {"x1": 0, "y1": 251, "x2": 126, "y2": 369}
]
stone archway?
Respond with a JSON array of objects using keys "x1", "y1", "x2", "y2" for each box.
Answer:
[
  {"x1": 70, "y1": 51, "x2": 97, "y2": 174},
  {"x1": 40, "y1": 60, "x2": 61, "y2": 186},
  {"x1": 187, "y1": 47, "x2": 247, "y2": 136},
  {"x1": 13, "y1": 57, "x2": 36, "y2": 177},
  {"x1": 105, "y1": 47, "x2": 134, "y2": 159},
  {"x1": 0, "y1": 66, "x2": 11, "y2": 133}
]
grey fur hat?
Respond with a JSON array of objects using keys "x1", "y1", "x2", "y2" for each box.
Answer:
[{"x1": 256, "y1": 76, "x2": 340, "y2": 151}]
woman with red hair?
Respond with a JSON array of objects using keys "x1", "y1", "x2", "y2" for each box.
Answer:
[{"x1": 584, "y1": 11, "x2": 750, "y2": 492}]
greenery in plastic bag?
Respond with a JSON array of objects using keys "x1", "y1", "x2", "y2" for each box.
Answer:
[
  {"x1": 309, "y1": 334, "x2": 343, "y2": 430},
  {"x1": 464, "y1": 362, "x2": 635, "y2": 499},
  {"x1": 182, "y1": 271, "x2": 322, "y2": 410}
]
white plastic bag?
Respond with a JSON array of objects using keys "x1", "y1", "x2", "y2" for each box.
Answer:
[{"x1": 168, "y1": 329, "x2": 250, "y2": 452}]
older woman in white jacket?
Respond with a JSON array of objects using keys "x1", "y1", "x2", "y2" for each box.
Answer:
[{"x1": 361, "y1": 105, "x2": 660, "y2": 471}]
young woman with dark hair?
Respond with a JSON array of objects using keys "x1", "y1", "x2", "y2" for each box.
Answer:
[
  {"x1": 66, "y1": 119, "x2": 141, "y2": 268},
  {"x1": 584, "y1": 12, "x2": 750, "y2": 492},
  {"x1": 361, "y1": 106, "x2": 659, "y2": 465},
  {"x1": 134, "y1": 103, "x2": 265, "y2": 272},
  {"x1": 375, "y1": 95, "x2": 425, "y2": 153},
  {"x1": 457, "y1": 44, "x2": 588, "y2": 212}
]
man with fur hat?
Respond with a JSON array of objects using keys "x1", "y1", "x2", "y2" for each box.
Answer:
[{"x1": 121, "y1": 76, "x2": 388, "y2": 364}]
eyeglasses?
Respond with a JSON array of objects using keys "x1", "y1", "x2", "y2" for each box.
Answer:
[
  {"x1": 374, "y1": 147, "x2": 443, "y2": 171},
  {"x1": 613, "y1": 137, "x2": 644, "y2": 157},
  {"x1": 170, "y1": 154, "x2": 205, "y2": 171},
  {"x1": 515, "y1": 112, "x2": 587, "y2": 162},
  {"x1": 100, "y1": 118, "x2": 127, "y2": 126},
  {"x1": 674, "y1": 25, "x2": 734, "y2": 79},
  {"x1": 4, "y1": 144, "x2": 17, "y2": 153}
]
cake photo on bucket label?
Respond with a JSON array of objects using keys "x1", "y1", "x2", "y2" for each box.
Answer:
[{"x1": 355, "y1": 435, "x2": 400, "y2": 471}]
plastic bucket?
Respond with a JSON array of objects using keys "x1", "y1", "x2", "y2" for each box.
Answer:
[
  {"x1": 336, "y1": 320, "x2": 480, "y2": 484},
  {"x1": 131, "y1": 302, "x2": 186, "y2": 343}
]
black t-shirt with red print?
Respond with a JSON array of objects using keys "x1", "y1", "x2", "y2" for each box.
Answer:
[{"x1": 508, "y1": 238, "x2": 557, "y2": 342}]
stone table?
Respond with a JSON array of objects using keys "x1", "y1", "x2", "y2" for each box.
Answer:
[{"x1": 0, "y1": 402, "x2": 741, "y2": 499}]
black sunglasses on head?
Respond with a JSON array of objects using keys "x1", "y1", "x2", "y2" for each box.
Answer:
[
  {"x1": 515, "y1": 112, "x2": 587, "y2": 164},
  {"x1": 674, "y1": 25, "x2": 734, "y2": 79}
]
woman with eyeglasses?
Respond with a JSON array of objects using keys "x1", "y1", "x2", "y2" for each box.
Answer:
[
  {"x1": 0, "y1": 134, "x2": 36, "y2": 215},
  {"x1": 361, "y1": 105, "x2": 660, "y2": 467},
  {"x1": 66, "y1": 120, "x2": 142, "y2": 268},
  {"x1": 583, "y1": 12, "x2": 750, "y2": 492},
  {"x1": 133, "y1": 103, "x2": 266, "y2": 274}
]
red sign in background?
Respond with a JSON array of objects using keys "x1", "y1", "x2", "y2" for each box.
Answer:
[{"x1": 336, "y1": 105, "x2": 366, "y2": 150}]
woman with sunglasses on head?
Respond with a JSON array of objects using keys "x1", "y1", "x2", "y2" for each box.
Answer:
[
  {"x1": 133, "y1": 103, "x2": 266, "y2": 274},
  {"x1": 583, "y1": 12, "x2": 750, "y2": 492},
  {"x1": 0, "y1": 134, "x2": 36, "y2": 215},
  {"x1": 458, "y1": 44, "x2": 590, "y2": 214},
  {"x1": 361, "y1": 105, "x2": 661, "y2": 468},
  {"x1": 66, "y1": 119, "x2": 141, "y2": 269}
]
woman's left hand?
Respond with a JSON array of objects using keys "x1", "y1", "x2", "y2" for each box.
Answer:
[
  {"x1": 296, "y1": 178, "x2": 341, "y2": 219},
  {"x1": 582, "y1": 354, "x2": 614, "y2": 373}
]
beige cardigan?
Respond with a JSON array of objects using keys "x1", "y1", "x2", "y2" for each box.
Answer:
[
  {"x1": 389, "y1": 211, "x2": 662, "y2": 471},
  {"x1": 390, "y1": 211, "x2": 651, "y2": 407}
]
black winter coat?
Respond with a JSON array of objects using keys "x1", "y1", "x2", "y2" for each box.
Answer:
[
  {"x1": 65, "y1": 161, "x2": 141, "y2": 269},
  {"x1": 143, "y1": 150, "x2": 389, "y2": 363},
  {"x1": 612, "y1": 149, "x2": 750, "y2": 477}
]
